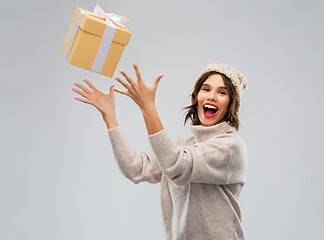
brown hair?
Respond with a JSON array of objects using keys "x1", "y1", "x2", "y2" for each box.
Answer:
[{"x1": 183, "y1": 72, "x2": 240, "y2": 130}]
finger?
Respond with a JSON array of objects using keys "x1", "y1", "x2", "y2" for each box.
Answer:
[
  {"x1": 113, "y1": 88, "x2": 140, "y2": 105},
  {"x1": 109, "y1": 85, "x2": 115, "y2": 95},
  {"x1": 75, "y1": 97, "x2": 91, "y2": 104},
  {"x1": 119, "y1": 70, "x2": 142, "y2": 97},
  {"x1": 114, "y1": 76, "x2": 130, "y2": 89},
  {"x1": 72, "y1": 88, "x2": 89, "y2": 99},
  {"x1": 120, "y1": 70, "x2": 136, "y2": 86},
  {"x1": 114, "y1": 76, "x2": 137, "y2": 96},
  {"x1": 113, "y1": 87, "x2": 131, "y2": 97},
  {"x1": 154, "y1": 74, "x2": 164, "y2": 87},
  {"x1": 109, "y1": 85, "x2": 115, "y2": 98},
  {"x1": 133, "y1": 63, "x2": 143, "y2": 82},
  {"x1": 83, "y1": 79, "x2": 97, "y2": 92},
  {"x1": 74, "y1": 83, "x2": 92, "y2": 94}
]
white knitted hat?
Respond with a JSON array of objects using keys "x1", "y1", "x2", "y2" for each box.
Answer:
[{"x1": 194, "y1": 62, "x2": 248, "y2": 107}]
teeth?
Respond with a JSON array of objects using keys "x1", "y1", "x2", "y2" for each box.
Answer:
[{"x1": 204, "y1": 104, "x2": 217, "y2": 109}]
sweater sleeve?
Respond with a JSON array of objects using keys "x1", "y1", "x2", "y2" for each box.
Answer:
[
  {"x1": 107, "y1": 126, "x2": 162, "y2": 184},
  {"x1": 148, "y1": 129, "x2": 248, "y2": 185}
]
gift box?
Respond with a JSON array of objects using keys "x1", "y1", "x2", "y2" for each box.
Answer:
[{"x1": 61, "y1": 6, "x2": 131, "y2": 77}]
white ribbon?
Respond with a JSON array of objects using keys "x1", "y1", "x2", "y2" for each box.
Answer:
[
  {"x1": 65, "y1": 4, "x2": 129, "y2": 75},
  {"x1": 93, "y1": 3, "x2": 129, "y2": 26}
]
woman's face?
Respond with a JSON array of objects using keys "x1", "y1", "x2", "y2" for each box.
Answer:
[{"x1": 197, "y1": 74, "x2": 231, "y2": 126}]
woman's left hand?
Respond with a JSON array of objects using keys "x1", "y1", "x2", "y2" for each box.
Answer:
[{"x1": 113, "y1": 63, "x2": 164, "y2": 110}]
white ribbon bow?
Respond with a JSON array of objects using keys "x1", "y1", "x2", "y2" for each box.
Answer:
[{"x1": 94, "y1": 3, "x2": 129, "y2": 27}]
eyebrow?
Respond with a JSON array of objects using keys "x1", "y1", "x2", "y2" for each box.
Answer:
[{"x1": 201, "y1": 83, "x2": 227, "y2": 90}]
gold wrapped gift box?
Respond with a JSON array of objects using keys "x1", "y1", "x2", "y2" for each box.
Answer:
[{"x1": 61, "y1": 7, "x2": 131, "y2": 77}]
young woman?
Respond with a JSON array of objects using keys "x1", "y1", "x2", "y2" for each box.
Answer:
[{"x1": 72, "y1": 62, "x2": 248, "y2": 240}]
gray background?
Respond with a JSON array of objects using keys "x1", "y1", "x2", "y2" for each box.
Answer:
[{"x1": 1, "y1": 0, "x2": 323, "y2": 239}]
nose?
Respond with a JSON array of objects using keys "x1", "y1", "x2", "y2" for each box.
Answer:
[{"x1": 206, "y1": 90, "x2": 217, "y2": 101}]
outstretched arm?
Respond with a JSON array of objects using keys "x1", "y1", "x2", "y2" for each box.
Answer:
[
  {"x1": 114, "y1": 63, "x2": 164, "y2": 135},
  {"x1": 72, "y1": 78, "x2": 162, "y2": 183},
  {"x1": 72, "y1": 80, "x2": 118, "y2": 129}
]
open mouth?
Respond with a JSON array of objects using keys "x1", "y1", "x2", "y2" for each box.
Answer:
[{"x1": 203, "y1": 104, "x2": 218, "y2": 118}]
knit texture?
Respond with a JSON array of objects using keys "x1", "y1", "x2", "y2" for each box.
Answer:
[
  {"x1": 107, "y1": 121, "x2": 248, "y2": 240},
  {"x1": 194, "y1": 62, "x2": 248, "y2": 108}
]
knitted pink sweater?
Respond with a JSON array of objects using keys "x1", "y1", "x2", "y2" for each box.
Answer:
[{"x1": 107, "y1": 121, "x2": 248, "y2": 240}]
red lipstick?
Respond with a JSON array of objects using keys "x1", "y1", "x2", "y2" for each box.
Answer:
[{"x1": 203, "y1": 103, "x2": 218, "y2": 118}]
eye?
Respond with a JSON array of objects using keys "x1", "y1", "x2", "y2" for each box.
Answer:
[
  {"x1": 202, "y1": 88, "x2": 209, "y2": 92},
  {"x1": 219, "y1": 91, "x2": 227, "y2": 95}
]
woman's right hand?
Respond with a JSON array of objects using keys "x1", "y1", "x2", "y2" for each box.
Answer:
[{"x1": 72, "y1": 79, "x2": 115, "y2": 118}]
